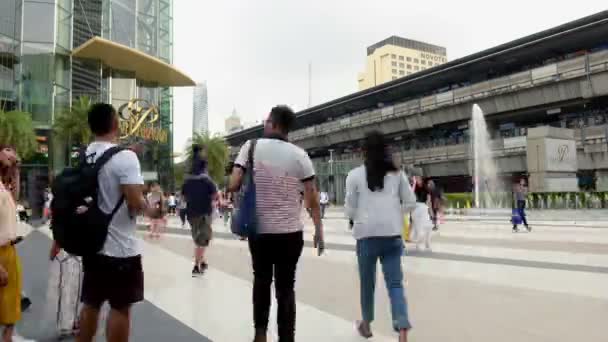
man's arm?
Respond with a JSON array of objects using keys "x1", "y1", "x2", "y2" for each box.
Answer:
[
  {"x1": 228, "y1": 140, "x2": 252, "y2": 193},
  {"x1": 228, "y1": 167, "x2": 244, "y2": 193},
  {"x1": 121, "y1": 184, "x2": 155, "y2": 217},
  {"x1": 115, "y1": 150, "x2": 155, "y2": 217}
]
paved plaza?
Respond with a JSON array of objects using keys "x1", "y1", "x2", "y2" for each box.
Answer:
[{"x1": 12, "y1": 209, "x2": 608, "y2": 341}]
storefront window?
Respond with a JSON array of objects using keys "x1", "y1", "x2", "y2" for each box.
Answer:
[{"x1": 20, "y1": 43, "x2": 54, "y2": 124}]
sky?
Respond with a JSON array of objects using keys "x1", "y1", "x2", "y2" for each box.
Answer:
[{"x1": 171, "y1": 0, "x2": 607, "y2": 154}]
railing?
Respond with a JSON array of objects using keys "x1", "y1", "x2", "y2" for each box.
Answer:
[{"x1": 290, "y1": 49, "x2": 608, "y2": 142}]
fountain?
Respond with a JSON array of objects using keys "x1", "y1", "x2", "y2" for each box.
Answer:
[{"x1": 471, "y1": 104, "x2": 499, "y2": 208}]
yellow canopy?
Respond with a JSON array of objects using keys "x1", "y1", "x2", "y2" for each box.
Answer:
[{"x1": 72, "y1": 36, "x2": 195, "y2": 87}]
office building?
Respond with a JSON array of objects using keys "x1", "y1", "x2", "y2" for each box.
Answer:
[
  {"x1": 193, "y1": 82, "x2": 208, "y2": 134},
  {"x1": 0, "y1": 0, "x2": 194, "y2": 215},
  {"x1": 358, "y1": 36, "x2": 447, "y2": 90},
  {"x1": 225, "y1": 109, "x2": 242, "y2": 134}
]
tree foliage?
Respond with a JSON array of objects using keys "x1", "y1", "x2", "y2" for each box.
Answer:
[
  {"x1": 184, "y1": 132, "x2": 229, "y2": 186},
  {"x1": 53, "y1": 96, "x2": 93, "y2": 148},
  {"x1": 0, "y1": 109, "x2": 37, "y2": 158}
]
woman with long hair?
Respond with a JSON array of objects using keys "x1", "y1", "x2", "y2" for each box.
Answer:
[
  {"x1": 0, "y1": 145, "x2": 23, "y2": 342},
  {"x1": 345, "y1": 132, "x2": 416, "y2": 342}
]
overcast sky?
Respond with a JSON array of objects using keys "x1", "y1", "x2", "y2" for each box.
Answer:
[{"x1": 171, "y1": 0, "x2": 606, "y2": 154}]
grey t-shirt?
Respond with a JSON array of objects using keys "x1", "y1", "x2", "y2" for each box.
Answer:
[{"x1": 86, "y1": 141, "x2": 144, "y2": 257}]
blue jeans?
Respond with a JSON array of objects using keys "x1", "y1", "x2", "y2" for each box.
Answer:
[{"x1": 356, "y1": 236, "x2": 411, "y2": 330}]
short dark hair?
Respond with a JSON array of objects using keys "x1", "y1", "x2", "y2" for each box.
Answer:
[
  {"x1": 88, "y1": 103, "x2": 117, "y2": 136},
  {"x1": 268, "y1": 105, "x2": 296, "y2": 134}
]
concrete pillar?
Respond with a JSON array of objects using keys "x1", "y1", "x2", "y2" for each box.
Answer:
[
  {"x1": 526, "y1": 126, "x2": 578, "y2": 192},
  {"x1": 596, "y1": 170, "x2": 608, "y2": 191}
]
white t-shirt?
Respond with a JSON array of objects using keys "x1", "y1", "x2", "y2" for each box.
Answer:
[
  {"x1": 235, "y1": 138, "x2": 315, "y2": 234},
  {"x1": 85, "y1": 141, "x2": 144, "y2": 257},
  {"x1": 168, "y1": 195, "x2": 176, "y2": 206},
  {"x1": 320, "y1": 192, "x2": 329, "y2": 204}
]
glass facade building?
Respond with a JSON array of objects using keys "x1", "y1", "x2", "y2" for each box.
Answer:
[{"x1": 0, "y1": 0, "x2": 182, "y2": 216}]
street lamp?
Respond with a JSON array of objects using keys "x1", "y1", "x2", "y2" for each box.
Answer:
[{"x1": 328, "y1": 149, "x2": 334, "y2": 203}]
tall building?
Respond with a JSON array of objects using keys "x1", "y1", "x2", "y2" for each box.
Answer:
[
  {"x1": 225, "y1": 109, "x2": 243, "y2": 134},
  {"x1": 0, "y1": 0, "x2": 194, "y2": 214},
  {"x1": 193, "y1": 82, "x2": 208, "y2": 134},
  {"x1": 358, "y1": 36, "x2": 447, "y2": 90}
]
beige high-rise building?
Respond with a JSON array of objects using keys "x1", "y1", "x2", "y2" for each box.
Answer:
[
  {"x1": 225, "y1": 109, "x2": 243, "y2": 134},
  {"x1": 358, "y1": 36, "x2": 447, "y2": 90}
]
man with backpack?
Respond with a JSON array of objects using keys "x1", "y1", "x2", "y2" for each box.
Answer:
[{"x1": 63, "y1": 103, "x2": 152, "y2": 342}]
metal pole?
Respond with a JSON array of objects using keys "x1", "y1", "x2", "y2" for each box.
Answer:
[
  {"x1": 308, "y1": 62, "x2": 312, "y2": 107},
  {"x1": 329, "y1": 149, "x2": 334, "y2": 203}
]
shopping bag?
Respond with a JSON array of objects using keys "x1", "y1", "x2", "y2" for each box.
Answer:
[
  {"x1": 402, "y1": 214, "x2": 411, "y2": 242},
  {"x1": 511, "y1": 208, "x2": 522, "y2": 225},
  {"x1": 231, "y1": 140, "x2": 258, "y2": 237}
]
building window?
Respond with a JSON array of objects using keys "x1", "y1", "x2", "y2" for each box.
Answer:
[
  {"x1": 407, "y1": 72, "x2": 412, "y2": 75},
  {"x1": 414, "y1": 66, "x2": 419, "y2": 71},
  {"x1": 399, "y1": 70, "x2": 405, "y2": 75},
  {"x1": 406, "y1": 57, "x2": 412, "y2": 62},
  {"x1": 421, "y1": 60, "x2": 426, "y2": 65},
  {"x1": 442, "y1": 58, "x2": 447, "y2": 62},
  {"x1": 392, "y1": 76, "x2": 398, "y2": 80},
  {"x1": 391, "y1": 54, "x2": 396, "y2": 59},
  {"x1": 407, "y1": 64, "x2": 412, "y2": 70},
  {"x1": 399, "y1": 56, "x2": 404, "y2": 61},
  {"x1": 399, "y1": 63, "x2": 404, "y2": 68},
  {"x1": 392, "y1": 69, "x2": 397, "y2": 74},
  {"x1": 392, "y1": 61, "x2": 397, "y2": 67},
  {"x1": 414, "y1": 58, "x2": 419, "y2": 63}
]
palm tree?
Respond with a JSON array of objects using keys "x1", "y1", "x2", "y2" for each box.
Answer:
[
  {"x1": 53, "y1": 96, "x2": 93, "y2": 165},
  {"x1": 184, "y1": 132, "x2": 229, "y2": 185},
  {"x1": 0, "y1": 108, "x2": 37, "y2": 158}
]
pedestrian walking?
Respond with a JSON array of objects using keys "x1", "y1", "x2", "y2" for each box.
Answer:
[
  {"x1": 76, "y1": 103, "x2": 152, "y2": 342},
  {"x1": 411, "y1": 177, "x2": 433, "y2": 251},
  {"x1": 229, "y1": 105, "x2": 325, "y2": 342},
  {"x1": 512, "y1": 178, "x2": 531, "y2": 232},
  {"x1": 428, "y1": 180, "x2": 443, "y2": 231},
  {"x1": 167, "y1": 193, "x2": 177, "y2": 215},
  {"x1": 345, "y1": 132, "x2": 416, "y2": 342},
  {"x1": 182, "y1": 150, "x2": 218, "y2": 277},
  {"x1": 319, "y1": 191, "x2": 329, "y2": 219},
  {"x1": 177, "y1": 193, "x2": 188, "y2": 227},
  {"x1": 146, "y1": 183, "x2": 166, "y2": 239}
]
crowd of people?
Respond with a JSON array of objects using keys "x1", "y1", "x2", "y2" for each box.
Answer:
[{"x1": 0, "y1": 99, "x2": 538, "y2": 342}]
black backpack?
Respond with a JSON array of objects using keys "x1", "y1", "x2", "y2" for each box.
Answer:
[{"x1": 51, "y1": 146, "x2": 126, "y2": 256}]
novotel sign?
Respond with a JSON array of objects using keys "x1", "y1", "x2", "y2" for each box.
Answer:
[
  {"x1": 118, "y1": 99, "x2": 169, "y2": 143},
  {"x1": 419, "y1": 52, "x2": 445, "y2": 62}
]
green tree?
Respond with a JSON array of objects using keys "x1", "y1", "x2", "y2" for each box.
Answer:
[
  {"x1": 52, "y1": 96, "x2": 93, "y2": 165},
  {"x1": 184, "y1": 132, "x2": 229, "y2": 185},
  {"x1": 0, "y1": 108, "x2": 37, "y2": 158}
]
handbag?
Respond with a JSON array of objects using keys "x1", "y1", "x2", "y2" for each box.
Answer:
[{"x1": 231, "y1": 139, "x2": 258, "y2": 237}]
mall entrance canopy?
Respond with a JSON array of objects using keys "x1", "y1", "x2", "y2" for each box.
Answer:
[{"x1": 72, "y1": 36, "x2": 195, "y2": 87}]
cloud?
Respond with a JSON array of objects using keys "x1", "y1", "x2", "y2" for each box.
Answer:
[{"x1": 172, "y1": 0, "x2": 607, "y2": 153}]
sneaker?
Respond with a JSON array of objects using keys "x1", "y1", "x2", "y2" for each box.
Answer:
[
  {"x1": 201, "y1": 262, "x2": 209, "y2": 273},
  {"x1": 512, "y1": 227, "x2": 518, "y2": 233},
  {"x1": 526, "y1": 225, "x2": 532, "y2": 232},
  {"x1": 192, "y1": 265, "x2": 201, "y2": 277}
]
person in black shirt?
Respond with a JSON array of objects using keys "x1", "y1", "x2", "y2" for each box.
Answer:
[{"x1": 182, "y1": 151, "x2": 218, "y2": 277}]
